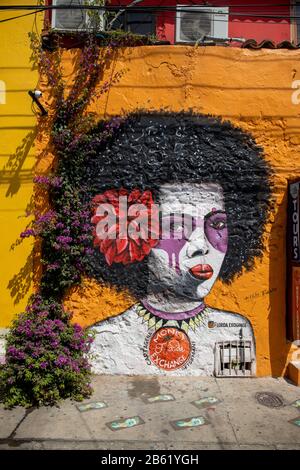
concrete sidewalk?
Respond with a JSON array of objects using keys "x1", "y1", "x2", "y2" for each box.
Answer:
[{"x1": 1, "y1": 375, "x2": 300, "y2": 450}]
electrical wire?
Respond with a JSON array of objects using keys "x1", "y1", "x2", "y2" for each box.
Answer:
[
  {"x1": 0, "y1": 3, "x2": 298, "y2": 9},
  {"x1": 1, "y1": 6, "x2": 300, "y2": 18},
  {"x1": 0, "y1": 10, "x2": 43, "y2": 24},
  {"x1": 1, "y1": 3, "x2": 300, "y2": 25}
]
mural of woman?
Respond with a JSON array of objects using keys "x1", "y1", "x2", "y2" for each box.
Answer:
[{"x1": 84, "y1": 112, "x2": 272, "y2": 376}]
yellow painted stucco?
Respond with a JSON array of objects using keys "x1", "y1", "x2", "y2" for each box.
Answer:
[
  {"x1": 0, "y1": 38, "x2": 287, "y2": 376},
  {"x1": 0, "y1": 3, "x2": 42, "y2": 327},
  {"x1": 52, "y1": 45, "x2": 300, "y2": 377}
]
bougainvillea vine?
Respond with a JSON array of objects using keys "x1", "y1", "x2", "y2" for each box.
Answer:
[{"x1": 0, "y1": 31, "x2": 135, "y2": 407}]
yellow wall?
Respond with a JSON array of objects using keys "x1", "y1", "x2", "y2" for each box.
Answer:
[
  {"x1": 0, "y1": 3, "x2": 42, "y2": 327},
  {"x1": 37, "y1": 45, "x2": 300, "y2": 376}
]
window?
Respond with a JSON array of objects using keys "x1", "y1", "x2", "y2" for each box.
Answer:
[{"x1": 111, "y1": 12, "x2": 156, "y2": 36}]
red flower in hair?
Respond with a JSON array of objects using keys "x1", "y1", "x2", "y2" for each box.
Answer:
[{"x1": 91, "y1": 189, "x2": 159, "y2": 265}]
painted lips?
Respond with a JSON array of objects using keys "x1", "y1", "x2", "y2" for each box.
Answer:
[{"x1": 189, "y1": 264, "x2": 213, "y2": 280}]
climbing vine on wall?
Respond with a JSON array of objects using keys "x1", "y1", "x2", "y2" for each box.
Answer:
[{"x1": 0, "y1": 32, "x2": 141, "y2": 407}]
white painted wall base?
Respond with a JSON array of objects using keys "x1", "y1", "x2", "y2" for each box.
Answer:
[
  {"x1": 0, "y1": 328, "x2": 8, "y2": 364},
  {"x1": 89, "y1": 305, "x2": 256, "y2": 376}
]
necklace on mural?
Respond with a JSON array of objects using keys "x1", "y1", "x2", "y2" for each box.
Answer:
[
  {"x1": 137, "y1": 301, "x2": 207, "y2": 371},
  {"x1": 135, "y1": 301, "x2": 208, "y2": 334}
]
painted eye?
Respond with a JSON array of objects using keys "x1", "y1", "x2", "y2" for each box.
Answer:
[{"x1": 210, "y1": 220, "x2": 226, "y2": 230}]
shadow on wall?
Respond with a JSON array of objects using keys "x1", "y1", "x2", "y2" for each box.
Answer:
[
  {"x1": 0, "y1": 129, "x2": 37, "y2": 306},
  {"x1": 0, "y1": 129, "x2": 37, "y2": 197},
  {"x1": 268, "y1": 182, "x2": 290, "y2": 376},
  {"x1": 7, "y1": 251, "x2": 34, "y2": 306}
]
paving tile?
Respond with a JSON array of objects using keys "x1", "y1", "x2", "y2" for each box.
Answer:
[
  {"x1": 216, "y1": 377, "x2": 300, "y2": 445},
  {"x1": 276, "y1": 444, "x2": 300, "y2": 450},
  {"x1": 0, "y1": 441, "x2": 44, "y2": 450},
  {"x1": 4, "y1": 375, "x2": 300, "y2": 448},
  {"x1": 77, "y1": 375, "x2": 235, "y2": 444},
  {"x1": 239, "y1": 444, "x2": 276, "y2": 450},
  {"x1": 14, "y1": 403, "x2": 92, "y2": 440},
  {"x1": 0, "y1": 407, "x2": 25, "y2": 439}
]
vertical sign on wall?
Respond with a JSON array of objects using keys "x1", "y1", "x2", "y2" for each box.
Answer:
[{"x1": 287, "y1": 180, "x2": 300, "y2": 342}]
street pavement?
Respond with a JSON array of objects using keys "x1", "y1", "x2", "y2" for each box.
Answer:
[{"x1": 0, "y1": 375, "x2": 300, "y2": 450}]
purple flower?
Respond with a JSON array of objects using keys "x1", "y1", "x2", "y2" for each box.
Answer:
[
  {"x1": 7, "y1": 346, "x2": 26, "y2": 360},
  {"x1": 54, "y1": 355, "x2": 68, "y2": 367},
  {"x1": 56, "y1": 236, "x2": 73, "y2": 244},
  {"x1": 40, "y1": 361, "x2": 48, "y2": 369},
  {"x1": 71, "y1": 361, "x2": 80, "y2": 372},
  {"x1": 37, "y1": 311, "x2": 48, "y2": 318},
  {"x1": 51, "y1": 176, "x2": 63, "y2": 188},
  {"x1": 33, "y1": 175, "x2": 63, "y2": 188},
  {"x1": 53, "y1": 319, "x2": 65, "y2": 330},
  {"x1": 78, "y1": 234, "x2": 90, "y2": 242},
  {"x1": 33, "y1": 175, "x2": 50, "y2": 185},
  {"x1": 73, "y1": 324, "x2": 82, "y2": 333},
  {"x1": 35, "y1": 211, "x2": 56, "y2": 225},
  {"x1": 46, "y1": 262, "x2": 60, "y2": 271},
  {"x1": 20, "y1": 229, "x2": 35, "y2": 238}
]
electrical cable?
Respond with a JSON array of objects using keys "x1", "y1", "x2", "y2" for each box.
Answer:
[
  {"x1": 0, "y1": 10, "x2": 43, "y2": 23},
  {"x1": 0, "y1": 3, "x2": 298, "y2": 9},
  {"x1": 1, "y1": 3, "x2": 300, "y2": 26},
  {"x1": 1, "y1": 6, "x2": 300, "y2": 18}
]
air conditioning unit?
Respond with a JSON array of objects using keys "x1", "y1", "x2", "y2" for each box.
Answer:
[
  {"x1": 175, "y1": 5, "x2": 229, "y2": 43},
  {"x1": 51, "y1": 0, "x2": 105, "y2": 32}
]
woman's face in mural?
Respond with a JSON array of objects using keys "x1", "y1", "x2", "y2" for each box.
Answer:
[{"x1": 147, "y1": 183, "x2": 228, "y2": 301}]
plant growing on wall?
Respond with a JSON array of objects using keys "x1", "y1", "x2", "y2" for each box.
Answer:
[{"x1": 0, "y1": 30, "x2": 150, "y2": 407}]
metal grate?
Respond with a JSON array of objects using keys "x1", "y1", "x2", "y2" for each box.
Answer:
[
  {"x1": 214, "y1": 340, "x2": 255, "y2": 377},
  {"x1": 255, "y1": 392, "x2": 284, "y2": 408}
]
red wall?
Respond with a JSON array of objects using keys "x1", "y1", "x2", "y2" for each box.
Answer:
[
  {"x1": 110, "y1": 0, "x2": 292, "y2": 45},
  {"x1": 229, "y1": 0, "x2": 291, "y2": 43}
]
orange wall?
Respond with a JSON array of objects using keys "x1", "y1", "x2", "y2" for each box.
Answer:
[{"x1": 38, "y1": 45, "x2": 300, "y2": 377}]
